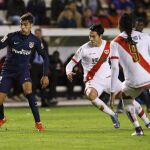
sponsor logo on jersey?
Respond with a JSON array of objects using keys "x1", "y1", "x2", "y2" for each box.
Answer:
[
  {"x1": 29, "y1": 42, "x2": 34, "y2": 48},
  {"x1": 12, "y1": 48, "x2": 31, "y2": 55},
  {"x1": 104, "y1": 49, "x2": 109, "y2": 54},
  {"x1": 14, "y1": 41, "x2": 19, "y2": 44}
]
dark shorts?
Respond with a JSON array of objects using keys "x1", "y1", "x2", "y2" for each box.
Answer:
[{"x1": 0, "y1": 69, "x2": 31, "y2": 93}]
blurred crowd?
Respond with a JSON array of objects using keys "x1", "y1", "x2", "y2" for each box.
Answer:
[{"x1": 0, "y1": 0, "x2": 150, "y2": 28}]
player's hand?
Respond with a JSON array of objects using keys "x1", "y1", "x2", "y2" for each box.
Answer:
[
  {"x1": 67, "y1": 72, "x2": 76, "y2": 82},
  {"x1": 110, "y1": 92, "x2": 116, "y2": 109},
  {"x1": 40, "y1": 76, "x2": 49, "y2": 88}
]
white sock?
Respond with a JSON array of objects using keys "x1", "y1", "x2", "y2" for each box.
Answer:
[
  {"x1": 124, "y1": 100, "x2": 140, "y2": 128},
  {"x1": 92, "y1": 97, "x2": 115, "y2": 116},
  {"x1": 133, "y1": 100, "x2": 150, "y2": 125}
]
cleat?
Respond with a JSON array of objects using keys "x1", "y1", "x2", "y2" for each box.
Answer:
[
  {"x1": 145, "y1": 122, "x2": 150, "y2": 128},
  {"x1": 131, "y1": 126, "x2": 144, "y2": 136},
  {"x1": 35, "y1": 122, "x2": 44, "y2": 131},
  {"x1": 111, "y1": 114, "x2": 120, "y2": 128},
  {"x1": 0, "y1": 117, "x2": 6, "y2": 127}
]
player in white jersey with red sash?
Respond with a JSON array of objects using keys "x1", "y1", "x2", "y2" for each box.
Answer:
[
  {"x1": 66, "y1": 24, "x2": 120, "y2": 128},
  {"x1": 110, "y1": 14, "x2": 150, "y2": 136}
]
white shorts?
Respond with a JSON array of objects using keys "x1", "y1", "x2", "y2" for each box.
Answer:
[
  {"x1": 85, "y1": 77, "x2": 122, "y2": 97},
  {"x1": 121, "y1": 81, "x2": 144, "y2": 98}
]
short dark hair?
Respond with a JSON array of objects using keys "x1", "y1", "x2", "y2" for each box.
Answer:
[
  {"x1": 20, "y1": 12, "x2": 34, "y2": 23},
  {"x1": 135, "y1": 17, "x2": 145, "y2": 23},
  {"x1": 89, "y1": 24, "x2": 104, "y2": 36},
  {"x1": 35, "y1": 28, "x2": 42, "y2": 33}
]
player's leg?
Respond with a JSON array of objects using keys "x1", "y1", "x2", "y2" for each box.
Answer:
[
  {"x1": 0, "y1": 74, "x2": 13, "y2": 127},
  {"x1": 0, "y1": 92, "x2": 7, "y2": 126},
  {"x1": 85, "y1": 86, "x2": 120, "y2": 128},
  {"x1": 20, "y1": 69, "x2": 44, "y2": 131},
  {"x1": 22, "y1": 81, "x2": 44, "y2": 131},
  {"x1": 133, "y1": 100, "x2": 150, "y2": 128},
  {"x1": 122, "y1": 83, "x2": 144, "y2": 136}
]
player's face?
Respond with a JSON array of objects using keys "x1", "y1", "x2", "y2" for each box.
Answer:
[
  {"x1": 20, "y1": 20, "x2": 32, "y2": 35},
  {"x1": 135, "y1": 21, "x2": 144, "y2": 32},
  {"x1": 35, "y1": 30, "x2": 42, "y2": 39},
  {"x1": 89, "y1": 31, "x2": 101, "y2": 46}
]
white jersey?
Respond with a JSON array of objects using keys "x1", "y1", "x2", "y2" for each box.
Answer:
[
  {"x1": 110, "y1": 30, "x2": 150, "y2": 92},
  {"x1": 66, "y1": 40, "x2": 111, "y2": 82}
]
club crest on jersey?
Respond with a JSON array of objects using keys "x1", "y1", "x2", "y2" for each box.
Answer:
[
  {"x1": 29, "y1": 42, "x2": 34, "y2": 48},
  {"x1": 104, "y1": 49, "x2": 109, "y2": 54}
]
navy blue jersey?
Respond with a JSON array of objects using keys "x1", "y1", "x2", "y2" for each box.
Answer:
[{"x1": 0, "y1": 31, "x2": 49, "y2": 75}]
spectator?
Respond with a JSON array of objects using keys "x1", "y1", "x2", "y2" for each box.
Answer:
[
  {"x1": 112, "y1": 0, "x2": 135, "y2": 14},
  {"x1": 75, "y1": 0, "x2": 84, "y2": 15},
  {"x1": 50, "y1": 0, "x2": 67, "y2": 21},
  {"x1": 7, "y1": 0, "x2": 26, "y2": 25},
  {"x1": 58, "y1": 1, "x2": 82, "y2": 27},
  {"x1": 30, "y1": 28, "x2": 52, "y2": 107},
  {"x1": 82, "y1": 7, "x2": 99, "y2": 28},
  {"x1": 49, "y1": 51, "x2": 64, "y2": 100},
  {"x1": 85, "y1": 0, "x2": 102, "y2": 15},
  {"x1": 132, "y1": 4, "x2": 148, "y2": 26},
  {"x1": 108, "y1": 3, "x2": 119, "y2": 27},
  {"x1": 27, "y1": 0, "x2": 49, "y2": 25},
  {"x1": 97, "y1": 9, "x2": 112, "y2": 28},
  {"x1": 57, "y1": 8, "x2": 77, "y2": 28}
]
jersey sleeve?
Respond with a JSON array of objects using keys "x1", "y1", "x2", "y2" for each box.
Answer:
[
  {"x1": 35, "y1": 40, "x2": 49, "y2": 76},
  {"x1": 66, "y1": 47, "x2": 83, "y2": 75},
  {"x1": 110, "y1": 41, "x2": 120, "y2": 93},
  {"x1": 0, "y1": 34, "x2": 10, "y2": 49}
]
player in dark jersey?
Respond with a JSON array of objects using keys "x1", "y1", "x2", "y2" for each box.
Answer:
[{"x1": 0, "y1": 13, "x2": 49, "y2": 131}]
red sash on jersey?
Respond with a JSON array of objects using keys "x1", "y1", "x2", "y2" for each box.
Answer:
[
  {"x1": 86, "y1": 42, "x2": 110, "y2": 81},
  {"x1": 114, "y1": 36, "x2": 150, "y2": 73}
]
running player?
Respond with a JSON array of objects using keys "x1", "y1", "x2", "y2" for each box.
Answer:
[
  {"x1": 0, "y1": 13, "x2": 49, "y2": 131},
  {"x1": 66, "y1": 24, "x2": 120, "y2": 129},
  {"x1": 110, "y1": 13, "x2": 150, "y2": 136}
]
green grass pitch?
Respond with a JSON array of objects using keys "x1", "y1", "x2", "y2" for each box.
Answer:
[{"x1": 0, "y1": 106, "x2": 150, "y2": 150}]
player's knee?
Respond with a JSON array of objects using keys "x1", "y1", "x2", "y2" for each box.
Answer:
[
  {"x1": 22, "y1": 82, "x2": 32, "y2": 95},
  {"x1": 86, "y1": 88, "x2": 97, "y2": 101},
  {"x1": 0, "y1": 93, "x2": 7, "y2": 104}
]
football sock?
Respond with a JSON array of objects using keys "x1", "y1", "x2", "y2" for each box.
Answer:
[
  {"x1": 0, "y1": 104, "x2": 4, "y2": 120},
  {"x1": 124, "y1": 100, "x2": 140, "y2": 127},
  {"x1": 92, "y1": 97, "x2": 115, "y2": 116},
  {"x1": 26, "y1": 93, "x2": 40, "y2": 123},
  {"x1": 133, "y1": 100, "x2": 150, "y2": 125}
]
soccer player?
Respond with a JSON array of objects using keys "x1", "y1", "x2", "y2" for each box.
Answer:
[
  {"x1": 66, "y1": 24, "x2": 120, "y2": 129},
  {"x1": 110, "y1": 13, "x2": 150, "y2": 136},
  {"x1": 0, "y1": 13, "x2": 49, "y2": 131}
]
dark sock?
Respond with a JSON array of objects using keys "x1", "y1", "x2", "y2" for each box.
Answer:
[
  {"x1": 26, "y1": 93, "x2": 40, "y2": 123},
  {"x1": 0, "y1": 104, "x2": 4, "y2": 120}
]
